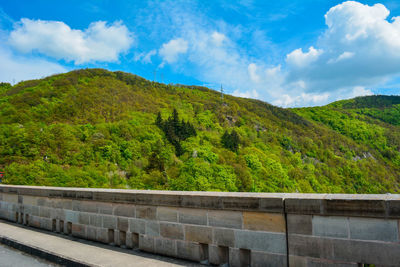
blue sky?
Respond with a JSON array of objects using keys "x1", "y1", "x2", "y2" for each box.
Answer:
[{"x1": 0, "y1": 1, "x2": 400, "y2": 107}]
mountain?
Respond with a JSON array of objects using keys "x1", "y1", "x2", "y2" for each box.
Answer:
[{"x1": 0, "y1": 69, "x2": 399, "y2": 193}]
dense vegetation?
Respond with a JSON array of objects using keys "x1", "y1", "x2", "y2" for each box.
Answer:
[{"x1": 0, "y1": 69, "x2": 399, "y2": 193}]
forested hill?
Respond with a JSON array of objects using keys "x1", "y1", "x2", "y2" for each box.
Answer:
[{"x1": 0, "y1": 69, "x2": 399, "y2": 193}]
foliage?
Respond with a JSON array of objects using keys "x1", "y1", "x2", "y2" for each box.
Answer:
[
  {"x1": 221, "y1": 130, "x2": 240, "y2": 152},
  {"x1": 0, "y1": 68, "x2": 399, "y2": 193}
]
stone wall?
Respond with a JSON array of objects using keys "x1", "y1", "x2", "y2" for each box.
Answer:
[{"x1": 0, "y1": 185, "x2": 399, "y2": 266}]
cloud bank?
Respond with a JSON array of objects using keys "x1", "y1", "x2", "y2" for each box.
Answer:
[
  {"x1": 152, "y1": 1, "x2": 400, "y2": 106},
  {"x1": 9, "y1": 19, "x2": 133, "y2": 64}
]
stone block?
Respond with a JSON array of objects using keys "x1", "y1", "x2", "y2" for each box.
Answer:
[
  {"x1": 61, "y1": 200, "x2": 73, "y2": 210},
  {"x1": 65, "y1": 210, "x2": 79, "y2": 223},
  {"x1": 209, "y1": 244, "x2": 229, "y2": 265},
  {"x1": 102, "y1": 215, "x2": 117, "y2": 229},
  {"x1": 259, "y1": 197, "x2": 285, "y2": 213},
  {"x1": 125, "y1": 232, "x2": 133, "y2": 248},
  {"x1": 285, "y1": 198, "x2": 322, "y2": 215},
  {"x1": 221, "y1": 196, "x2": 260, "y2": 211},
  {"x1": 229, "y1": 247, "x2": 250, "y2": 267},
  {"x1": 208, "y1": 210, "x2": 243, "y2": 229},
  {"x1": 251, "y1": 251, "x2": 287, "y2": 267},
  {"x1": 129, "y1": 218, "x2": 146, "y2": 234},
  {"x1": 89, "y1": 214, "x2": 102, "y2": 227},
  {"x1": 117, "y1": 217, "x2": 129, "y2": 232},
  {"x1": 39, "y1": 207, "x2": 51, "y2": 218},
  {"x1": 155, "y1": 237, "x2": 177, "y2": 257},
  {"x1": 181, "y1": 195, "x2": 223, "y2": 210},
  {"x1": 185, "y1": 225, "x2": 212, "y2": 244},
  {"x1": 139, "y1": 234, "x2": 155, "y2": 253},
  {"x1": 289, "y1": 255, "x2": 307, "y2": 267},
  {"x1": 114, "y1": 204, "x2": 135, "y2": 217},
  {"x1": 288, "y1": 235, "x2": 334, "y2": 259},
  {"x1": 136, "y1": 205, "x2": 156, "y2": 220},
  {"x1": 176, "y1": 240, "x2": 208, "y2": 262},
  {"x1": 324, "y1": 199, "x2": 386, "y2": 217},
  {"x1": 31, "y1": 206, "x2": 40, "y2": 217},
  {"x1": 287, "y1": 214, "x2": 312, "y2": 235},
  {"x1": 37, "y1": 198, "x2": 52, "y2": 207},
  {"x1": 40, "y1": 217, "x2": 52, "y2": 231},
  {"x1": 312, "y1": 216, "x2": 349, "y2": 238},
  {"x1": 387, "y1": 200, "x2": 400, "y2": 218},
  {"x1": 22, "y1": 195, "x2": 39, "y2": 206},
  {"x1": 135, "y1": 193, "x2": 181, "y2": 206},
  {"x1": 332, "y1": 238, "x2": 400, "y2": 266},
  {"x1": 3, "y1": 193, "x2": 18, "y2": 203},
  {"x1": 178, "y1": 208, "x2": 207, "y2": 225},
  {"x1": 213, "y1": 228, "x2": 235, "y2": 247},
  {"x1": 97, "y1": 202, "x2": 114, "y2": 215},
  {"x1": 117, "y1": 230, "x2": 127, "y2": 247},
  {"x1": 74, "y1": 200, "x2": 98, "y2": 213},
  {"x1": 96, "y1": 227, "x2": 109, "y2": 244},
  {"x1": 160, "y1": 222, "x2": 184, "y2": 240},
  {"x1": 50, "y1": 208, "x2": 64, "y2": 220},
  {"x1": 78, "y1": 212, "x2": 90, "y2": 225},
  {"x1": 145, "y1": 220, "x2": 160, "y2": 237},
  {"x1": 235, "y1": 230, "x2": 286, "y2": 254},
  {"x1": 29, "y1": 215, "x2": 41, "y2": 228},
  {"x1": 71, "y1": 223, "x2": 86, "y2": 239},
  {"x1": 157, "y1": 206, "x2": 178, "y2": 222},
  {"x1": 243, "y1": 212, "x2": 285, "y2": 232},
  {"x1": 349, "y1": 217, "x2": 398, "y2": 242},
  {"x1": 87, "y1": 226, "x2": 97, "y2": 241}
]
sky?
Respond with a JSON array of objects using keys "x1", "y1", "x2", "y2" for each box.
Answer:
[{"x1": 0, "y1": 0, "x2": 400, "y2": 107}]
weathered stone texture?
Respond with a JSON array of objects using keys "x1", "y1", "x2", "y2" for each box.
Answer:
[
  {"x1": 287, "y1": 214, "x2": 312, "y2": 235},
  {"x1": 243, "y1": 211, "x2": 285, "y2": 232},
  {"x1": 208, "y1": 210, "x2": 243, "y2": 229},
  {"x1": 178, "y1": 208, "x2": 208, "y2": 225},
  {"x1": 184, "y1": 224, "x2": 212, "y2": 244},
  {"x1": 348, "y1": 217, "x2": 398, "y2": 242},
  {"x1": 312, "y1": 216, "x2": 349, "y2": 238},
  {"x1": 160, "y1": 222, "x2": 184, "y2": 240},
  {"x1": 156, "y1": 206, "x2": 178, "y2": 222},
  {"x1": 234, "y1": 230, "x2": 286, "y2": 254}
]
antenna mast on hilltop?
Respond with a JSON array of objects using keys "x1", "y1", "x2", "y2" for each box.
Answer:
[
  {"x1": 220, "y1": 84, "x2": 224, "y2": 101},
  {"x1": 153, "y1": 70, "x2": 157, "y2": 82}
]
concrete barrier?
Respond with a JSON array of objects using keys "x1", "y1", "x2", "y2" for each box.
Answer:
[{"x1": 0, "y1": 185, "x2": 399, "y2": 266}]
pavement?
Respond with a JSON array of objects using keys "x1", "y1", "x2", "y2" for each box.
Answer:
[{"x1": 0, "y1": 220, "x2": 202, "y2": 267}]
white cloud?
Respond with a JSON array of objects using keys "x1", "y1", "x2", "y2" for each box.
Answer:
[
  {"x1": 140, "y1": 1, "x2": 399, "y2": 107},
  {"x1": 233, "y1": 89, "x2": 259, "y2": 99},
  {"x1": 273, "y1": 92, "x2": 330, "y2": 107},
  {"x1": 134, "y1": 49, "x2": 157, "y2": 64},
  {"x1": 286, "y1": 1, "x2": 400, "y2": 95},
  {"x1": 158, "y1": 38, "x2": 188, "y2": 65},
  {"x1": 9, "y1": 19, "x2": 133, "y2": 64},
  {"x1": 248, "y1": 63, "x2": 260, "y2": 83},
  {"x1": 286, "y1": 46, "x2": 323, "y2": 68},
  {"x1": 0, "y1": 46, "x2": 67, "y2": 84}
]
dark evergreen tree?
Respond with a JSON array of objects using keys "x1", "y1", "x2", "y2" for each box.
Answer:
[
  {"x1": 155, "y1": 109, "x2": 196, "y2": 156},
  {"x1": 155, "y1": 112, "x2": 163, "y2": 128},
  {"x1": 221, "y1": 130, "x2": 240, "y2": 152}
]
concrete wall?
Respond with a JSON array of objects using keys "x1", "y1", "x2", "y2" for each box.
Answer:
[{"x1": 0, "y1": 186, "x2": 399, "y2": 267}]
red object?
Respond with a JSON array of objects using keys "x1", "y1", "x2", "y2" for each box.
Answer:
[{"x1": 0, "y1": 172, "x2": 4, "y2": 178}]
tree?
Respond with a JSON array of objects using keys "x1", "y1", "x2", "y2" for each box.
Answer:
[
  {"x1": 155, "y1": 109, "x2": 196, "y2": 156},
  {"x1": 221, "y1": 130, "x2": 240, "y2": 152}
]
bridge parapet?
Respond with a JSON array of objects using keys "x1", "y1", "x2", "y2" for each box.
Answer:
[{"x1": 0, "y1": 185, "x2": 399, "y2": 266}]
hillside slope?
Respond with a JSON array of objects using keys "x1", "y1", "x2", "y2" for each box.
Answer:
[{"x1": 0, "y1": 69, "x2": 399, "y2": 193}]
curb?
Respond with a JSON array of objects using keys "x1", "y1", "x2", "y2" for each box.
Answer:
[{"x1": 0, "y1": 235, "x2": 91, "y2": 267}]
